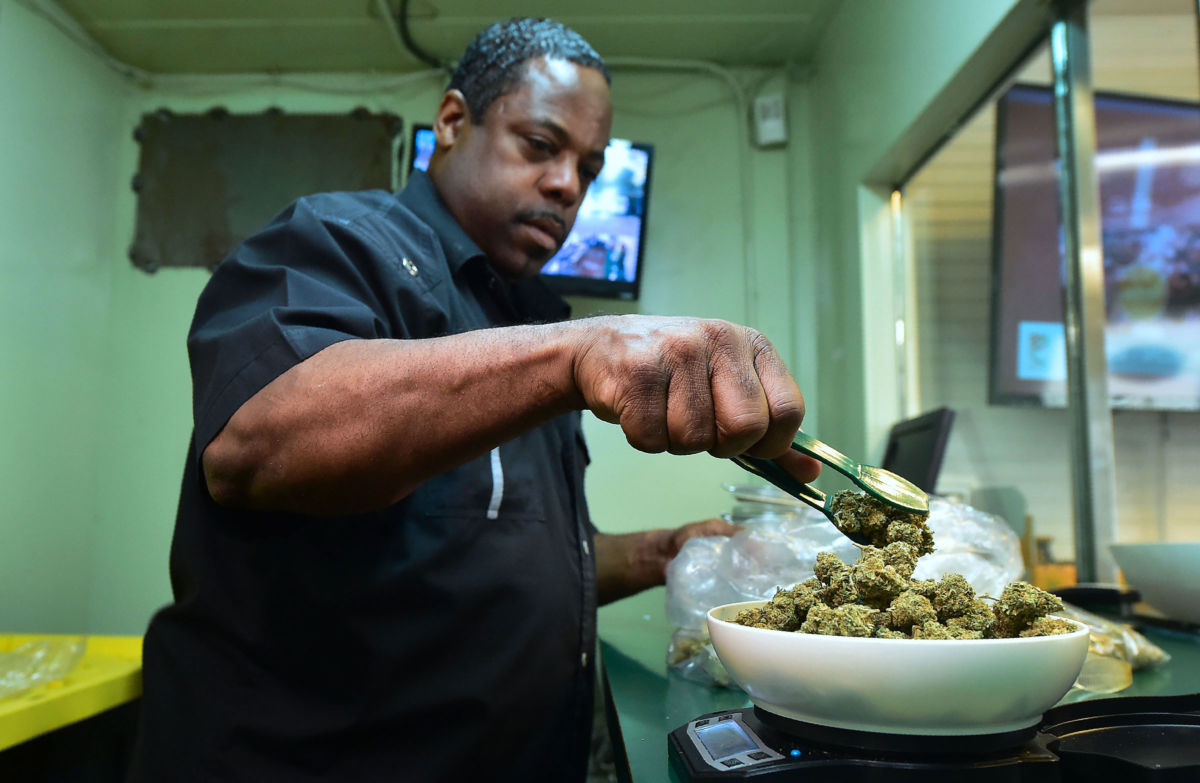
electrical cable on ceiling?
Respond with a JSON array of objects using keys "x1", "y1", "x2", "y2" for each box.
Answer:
[{"x1": 387, "y1": 0, "x2": 450, "y2": 73}]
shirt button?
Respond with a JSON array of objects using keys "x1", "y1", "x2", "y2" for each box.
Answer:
[
  {"x1": 580, "y1": 651, "x2": 589, "y2": 667},
  {"x1": 581, "y1": 539, "x2": 590, "y2": 556},
  {"x1": 401, "y1": 257, "x2": 419, "y2": 277}
]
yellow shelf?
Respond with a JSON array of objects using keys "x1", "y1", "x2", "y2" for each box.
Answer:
[{"x1": 0, "y1": 634, "x2": 142, "y2": 752}]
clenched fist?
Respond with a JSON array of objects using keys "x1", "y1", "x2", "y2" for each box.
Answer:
[{"x1": 566, "y1": 316, "x2": 818, "y2": 474}]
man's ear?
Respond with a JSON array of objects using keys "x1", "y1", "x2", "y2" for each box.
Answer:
[{"x1": 433, "y1": 89, "x2": 470, "y2": 149}]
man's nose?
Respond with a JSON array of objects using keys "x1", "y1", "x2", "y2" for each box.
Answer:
[{"x1": 540, "y1": 157, "x2": 581, "y2": 206}]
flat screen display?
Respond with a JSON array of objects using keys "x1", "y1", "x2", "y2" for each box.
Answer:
[
  {"x1": 408, "y1": 125, "x2": 652, "y2": 299},
  {"x1": 695, "y1": 721, "x2": 757, "y2": 759},
  {"x1": 990, "y1": 84, "x2": 1200, "y2": 411},
  {"x1": 881, "y1": 407, "x2": 955, "y2": 494}
]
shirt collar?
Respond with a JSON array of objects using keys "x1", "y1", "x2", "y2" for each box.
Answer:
[
  {"x1": 396, "y1": 169, "x2": 572, "y2": 324},
  {"x1": 396, "y1": 169, "x2": 485, "y2": 274}
]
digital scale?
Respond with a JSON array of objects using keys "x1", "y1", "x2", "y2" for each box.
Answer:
[{"x1": 668, "y1": 693, "x2": 1200, "y2": 781}]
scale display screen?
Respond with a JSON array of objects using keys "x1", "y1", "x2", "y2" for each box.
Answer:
[{"x1": 695, "y1": 721, "x2": 758, "y2": 759}]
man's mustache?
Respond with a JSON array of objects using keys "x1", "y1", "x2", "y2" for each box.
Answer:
[{"x1": 514, "y1": 210, "x2": 567, "y2": 240}]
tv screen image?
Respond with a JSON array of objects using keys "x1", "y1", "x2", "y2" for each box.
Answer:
[
  {"x1": 991, "y1": 84, "x2": 1200, "y2": 411},
  {"x1": 408, "y1": 125, "x2": 652, "y2": 300}
]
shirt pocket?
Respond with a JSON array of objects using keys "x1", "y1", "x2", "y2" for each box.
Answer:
[{"x1": 409, "y1": 444, "x2": 547, "y2": 522}]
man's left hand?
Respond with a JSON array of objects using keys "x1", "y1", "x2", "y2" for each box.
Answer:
[{"x1": 594, "y1": 518, "x2": 741, "y2": 605}]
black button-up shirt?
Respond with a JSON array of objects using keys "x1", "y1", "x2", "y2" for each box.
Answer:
[{"x1": 131, "y1": 171, "x2": 598, "y2": 782}]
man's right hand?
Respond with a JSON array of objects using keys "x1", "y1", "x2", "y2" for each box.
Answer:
[{"x1": 567, "y1": 316, "x2": 817, "y2": 473}]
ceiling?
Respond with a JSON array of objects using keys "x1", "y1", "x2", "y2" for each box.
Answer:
[{"x1": 49, "y1": 0, "x2": 842, "y2": 74}]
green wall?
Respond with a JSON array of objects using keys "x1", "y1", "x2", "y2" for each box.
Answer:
[{"x1": 0, "y1": 0, "x2": 130, "y2": 633}]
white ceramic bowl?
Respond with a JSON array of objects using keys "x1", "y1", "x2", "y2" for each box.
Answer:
[
  {"x1": 1111, "y1": 542, "x2": 1200, "y2": 624},
  {"x1": 707, "y1": 600, "x2": 1089, "y2": 736}
]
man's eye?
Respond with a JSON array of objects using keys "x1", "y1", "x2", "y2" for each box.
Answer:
[{"x1": 526, "y1": 137, "x2": 553, "y2": 153}]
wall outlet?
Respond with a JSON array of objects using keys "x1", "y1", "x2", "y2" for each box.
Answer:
[{"x1": 752, "y1": 92, "x2": 788, "y2": 148}]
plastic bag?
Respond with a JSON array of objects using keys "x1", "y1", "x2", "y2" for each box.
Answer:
[
  {"x1": 0, "y1": 638, "x2": 87, "y2": 699},
  {"x1": 665, "y1": 495, "x2": 1026, "y2": 687},
  {"x1": 1060, "y1": 603, "x2": 1171, "y2": 670},
  {"x1": 1058, "y1": 602, "x2": 1170, "y2": 694},
  {"x1": 666, "y1": 627, "x2": 732, "y2": 687},
  {"x1": 911, "y1": 497, "x2": 1026, "y2": 598}
]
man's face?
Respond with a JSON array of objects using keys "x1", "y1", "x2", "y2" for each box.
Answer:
[{"x1": 430, "y1": 57, "x2": 613, "y2": 279}]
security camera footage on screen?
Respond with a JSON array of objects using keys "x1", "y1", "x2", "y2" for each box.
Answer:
[
  {"x1": 991, "y1": 85, "x2": 1200, "y2": 411},
  {"x1": 410, "y1": 127, "x2": 650, "y2": 299}
]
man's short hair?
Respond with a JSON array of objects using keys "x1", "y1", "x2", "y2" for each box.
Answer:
[{"x1": 449, "y1": 18, "x2": 611, "y2": 123}]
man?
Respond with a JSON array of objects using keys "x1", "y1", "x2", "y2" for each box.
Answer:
[{"x1": 129, "y1": 17, "x2": 819, "y2": 782}]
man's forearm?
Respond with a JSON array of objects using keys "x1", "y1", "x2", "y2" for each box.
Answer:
[
  {"x1": 594, "y1": 531, "x2": 672, "y2": 605},
  {"x1": 203, "y1": 324, "x2": 580, "y2": 515}
]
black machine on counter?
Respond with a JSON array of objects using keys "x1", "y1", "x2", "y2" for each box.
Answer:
[{"x1": 669, "y1": 693, "x2": 1200, "y2": 782}]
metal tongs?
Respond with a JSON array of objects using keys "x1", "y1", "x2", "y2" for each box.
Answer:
[{"x1": 731, "y1": 430, "x2": 929, "y2": 547}]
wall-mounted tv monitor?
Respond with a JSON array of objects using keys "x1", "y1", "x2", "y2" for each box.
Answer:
[
  {"x1": 408, "y1": 124, "x2": 652, "y2": 300},
  {"x1": 990, "y1": 84, "x2": 1200, "y2": 411}
]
